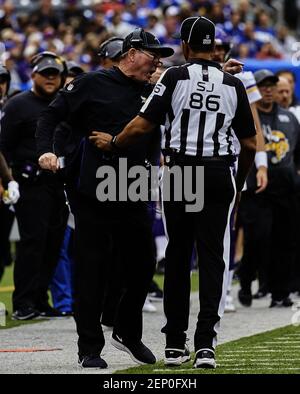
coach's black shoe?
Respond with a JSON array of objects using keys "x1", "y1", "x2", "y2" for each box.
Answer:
[
  {"x1": 111, "y1": 332, "x2": 156, "y2": 365},
  {"x1": 282, "y1": 297, "x2": 294, "y2": 307},
  {"x1": 194, "y1": 349, "x2": 216, "y2": 369},
  {"x1": 60, "y1": 311, "x2": 74, "y2": 317},
  {"x1": 12, "y1": 307, "x2": 40, "y2": 321},
  {"x1": 39, "y1": 305, "x2": 67, "y2": 318},
  {"x1": 253, "y1": 290, "x2": 268, "y2": 299},
  {"x1": 238, "y1": 289, "x2": 252, "y2": 307},
  {"x1": 164, "y1": 343, "x2": 191, "y2": 366},
  {"x1": 270, "y1": 297, "x2": 293, "y2": 308},
  {"x1": 78, "y1": 354, "x2": 108, "y2": 369}
]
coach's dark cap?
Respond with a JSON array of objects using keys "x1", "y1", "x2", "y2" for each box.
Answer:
[
  {"x1": 122, "y1": 29, "x2": 174, "y2": 58},
  {"x1": 98, "y1": 37, "x2": 124, "y2": 59},
  {"x1": 175, "y1": 16, "x2": 215, "y2": 50},
  {"x1": 254, "y1": 69, "x2": 279, "y2": 85},
  {"x1": 66, "y1": 61, "x2": 84, "y2": 76},
  {"x1": 34, "y1": 56, "x2": 65, "y2": 73}
]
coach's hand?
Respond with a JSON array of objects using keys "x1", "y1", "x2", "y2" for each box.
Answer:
[
  {"x1": 223, "y1": 59, "x2": 244, "y2": 75},
  {"x1": 38, "y1": 152, "x2": 59, "y2": 172},
  {"x1": 89, "y1": 131, "x2": 113, "y2": 151}
]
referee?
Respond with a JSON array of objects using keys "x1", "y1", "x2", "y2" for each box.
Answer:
[{"x1": 92, "y1": 16, "x2": 257, "y2": 368}]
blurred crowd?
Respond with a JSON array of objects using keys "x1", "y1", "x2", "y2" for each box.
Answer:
[{"x1": 1, "y1": 0, "x2": 300, "y2": 93}]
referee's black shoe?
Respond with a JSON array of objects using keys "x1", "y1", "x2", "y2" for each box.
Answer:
[
  {"x1": 78, "y1": 354, "x2": 108, "y2": 369},
  {"x1": 111, "y1": 332, "x2": 156, "y2": 365},
  {"x1": 193, "y1": 349, "x2": 216, "y2": 369},
  {"x1": 164, "y1": 343, "x2": 191, "y2": 366}
]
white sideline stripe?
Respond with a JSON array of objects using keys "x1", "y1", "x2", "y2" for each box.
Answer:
[
  {"x1": 221, "y1": 368, "x2": 300, "y2": 371},
  {"x1": 259, "y1": 344, "x2": 300, "y2": 347},
  {"x1": 219, "y1": 359, "x2": 300, "y2": 361},
  {"x1": 244, "y1": 345, "x2": 300, "y2": 348},
  {"x1": 154, "y1": 368, "x2": 300, "y2": 372},
  {"x1": 282, "y1": 334, "x2": 300, "y2": 336},
  {"x1": 223, "y1": 350, "x2": 297, "y2": 353},
  {"x1": 263, "y1": 341, "x2": 300, "y2": 343}
]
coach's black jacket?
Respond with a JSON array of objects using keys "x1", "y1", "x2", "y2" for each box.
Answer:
[{"x1": 36, "y1": 68, "x2": 156, "y2": 198}]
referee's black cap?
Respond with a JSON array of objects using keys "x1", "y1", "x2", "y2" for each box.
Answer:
[
  {"x1": 175, "y1": 16, "x2": 215, "y2": 50},
  {"x1": 123, "y1": 29, "x2": 174, "y2": 58}
]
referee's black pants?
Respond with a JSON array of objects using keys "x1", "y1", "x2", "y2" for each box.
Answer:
[
  {"x1": 161, "y1": 162, "x2": 236, "y2": 351},
  {"x1": 73, "y1": 193, "x2": 156, "y2": 356},
  {"x1": 12, "y1": 175, "x2": 68, "y2": 311}
]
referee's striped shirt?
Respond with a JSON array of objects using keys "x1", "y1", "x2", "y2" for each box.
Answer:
[{"x1": 139, "y1": 59, "x2": 256, "y2": 157}]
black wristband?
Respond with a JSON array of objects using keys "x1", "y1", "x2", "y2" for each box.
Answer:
[{"x1": 110, "y1": 135, "x2": 121, "y2": 152}]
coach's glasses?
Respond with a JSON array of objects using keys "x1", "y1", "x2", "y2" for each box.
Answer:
[{"x1": 138, "y1": 49, "x2": 163, "y2": 68}]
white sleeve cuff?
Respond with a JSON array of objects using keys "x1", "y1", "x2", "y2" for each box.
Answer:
[{"x1": 255, "y1": 151, "x2": 268, "y2": 169}]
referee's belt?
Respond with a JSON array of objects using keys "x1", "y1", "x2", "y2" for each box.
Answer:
[{"x1": 162, "y1": 151, "x2": 235, "y2": 167}]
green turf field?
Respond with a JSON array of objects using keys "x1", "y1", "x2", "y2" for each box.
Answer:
[{"x1": 115, "y1": 325, "x2": 300, "y2": 374}]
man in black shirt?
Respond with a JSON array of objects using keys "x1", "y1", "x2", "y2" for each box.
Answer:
[
  {"x1": 238, "y1": 69, "x2": 300, "y2": 308},
  {"x1": 0, "y1": 52, "x2": 68, "y2": 320},
  {"x1": 37, "y1": 30, "x2": 174, "y2": 368}
]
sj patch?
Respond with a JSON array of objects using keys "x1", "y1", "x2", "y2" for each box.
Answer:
[{"x1": 67, "y1": 83, "x2": 74, "y2": 91}]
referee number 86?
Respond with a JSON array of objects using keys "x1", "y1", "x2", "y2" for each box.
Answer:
[{"x1": 189, "y1": 93, "x2": 220, "y2": 112}]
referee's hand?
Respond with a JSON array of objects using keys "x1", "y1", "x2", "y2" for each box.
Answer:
[
  {"x1": 38, "y1": 152, "x2": 59, "y2": 172},
  {"x1": 89, "y1": 131, "x2": 112, "y2": 151}
]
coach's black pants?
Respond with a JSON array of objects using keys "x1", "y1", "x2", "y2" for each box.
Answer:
[
  {"x1": 12, "y1": 175, "x2": 68, "y2": 311},
  {"x1": 73, "y1": 194, "x2": 156, "y2": 356},
  {"x1": 238, "y1": 192, "x2": 297, "y2": 301},
  {"x1": 161, "y1": 162, "x2": 236, "y2": 351}
]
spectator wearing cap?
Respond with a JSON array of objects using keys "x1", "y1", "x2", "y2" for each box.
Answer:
[
  {"x1": 0, "y1": 51, "x2": 69, "y2": 321},
  {"x1": 238, "y1": 69, "x2": 300, "y2": 308},
  {"x1": 37, "y1": 29, "x2": 174, "y2": 368}
]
